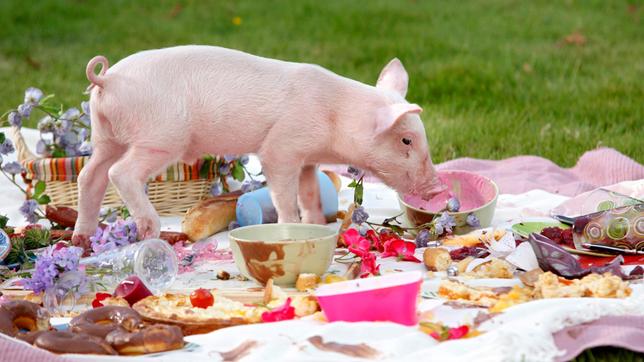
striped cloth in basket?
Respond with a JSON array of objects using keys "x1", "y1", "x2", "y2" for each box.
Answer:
[{"x1": 21, "y1": 156, "x2": 221, "y2": 182}]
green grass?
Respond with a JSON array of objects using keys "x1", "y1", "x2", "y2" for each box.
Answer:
[
  {"x1": 0, "y1": 0, "x2": 642, "y2": 165},
  {"x1": 0, "y1": 3, "x2": 642, "y2": 360}
]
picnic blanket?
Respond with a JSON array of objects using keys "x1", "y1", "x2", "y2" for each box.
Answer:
[
  {"x1": 1, "y1": 128, "x2": 643, "y2": 361},
  {"x1": 437, "y1": 147, "x2": 644, "y2": 196}
]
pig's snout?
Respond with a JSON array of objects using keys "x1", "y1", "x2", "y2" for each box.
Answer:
[{"x1": 418, "y1": 177, "x2": 447, "y2": 201}]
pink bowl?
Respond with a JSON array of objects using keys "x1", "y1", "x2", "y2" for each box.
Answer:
[{"x1": 315, "y1": 271, "x2": 422, "y2": 326}]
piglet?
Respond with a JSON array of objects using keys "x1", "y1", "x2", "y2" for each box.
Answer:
[{"x1": 72, "y1": 45, "x2": 445, "y2": 250}]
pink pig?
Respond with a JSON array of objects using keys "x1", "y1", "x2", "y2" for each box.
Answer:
[{"x1": 72, "y1": 45, "x2": 444, "y2": 249}]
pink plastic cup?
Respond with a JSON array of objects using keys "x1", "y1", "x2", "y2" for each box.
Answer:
[{"x1": 314, "y1": 271, "x2": 422, "y2": 326}]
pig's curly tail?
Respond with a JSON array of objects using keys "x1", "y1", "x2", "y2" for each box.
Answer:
[{"x1": 86, "y1": 55, "x2": 109, "y2": 88}]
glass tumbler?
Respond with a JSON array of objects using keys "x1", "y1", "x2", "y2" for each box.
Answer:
[{"x1": 80, "y1": 238, "x2": 178, "y2": 293}]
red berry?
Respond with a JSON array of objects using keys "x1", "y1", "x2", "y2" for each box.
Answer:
[{"x1": 190, "y1": 288, "x2": 214, "y2": 309}]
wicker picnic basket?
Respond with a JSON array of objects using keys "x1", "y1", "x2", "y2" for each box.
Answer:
[{"x1": 10, "y1": 126, "x2": 220, "y2": 216}]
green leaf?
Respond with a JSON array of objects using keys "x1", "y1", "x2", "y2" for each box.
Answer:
[
  {"x1": 354, "y1": 182, "x2": 363, "y2": 205},
  {"x1": 0, "y1": 214, "x2": 8, "y2": 229},
  {"x1": 199, "y1": 159, "x2": 212, "y2": 179},
  {"x1": 36, "y1": 194, "x2": 51, "y2": 205},
  {"x1": 51, "y1": 148, "x2": 66, "y2": 158},
  {"x1": 389, "y1": 224, "x2": 404, "y2": 235},
  {"x1": 33, "y1": 180, "x2": 46, "y2": 197},
  {"x1": 347, "y1": 180, "x2": 357, "y2": 188},
  {"x1": 119, "y1": 206, "x2": 130, "y2": 219},
  {"x1": 231, "y1": 161, "x2": 245, "y2": 182},
  {"x1": 0, "y1": 132, "x2": 5, "y2": 144}
]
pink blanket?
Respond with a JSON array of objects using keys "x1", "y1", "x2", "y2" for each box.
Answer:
[
  {"x1": 325, "y1": 147, "x2": 643, "y2": 196},
  {"x1": 437, "y1": 147, "x2": 643, "y2": 196}
]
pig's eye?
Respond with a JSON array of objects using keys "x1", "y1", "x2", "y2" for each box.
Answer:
[{"x1": 402, "y1": 137, "x2": 412, "y2": 145}]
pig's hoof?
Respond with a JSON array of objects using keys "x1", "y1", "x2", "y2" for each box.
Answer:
[
  {"x1": 135, "y1": 217, "x2": 161, "y2": 240},
  {"x1": 71, "y1": 233, "x2": 91, "y2": 255}
]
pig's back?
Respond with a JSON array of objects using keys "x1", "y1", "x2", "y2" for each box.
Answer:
[{"x1": 96, "y1": 45, "x2": 369, "y2": 156}]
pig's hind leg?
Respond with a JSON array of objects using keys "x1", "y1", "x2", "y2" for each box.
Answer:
[
  {"x1": 298, "y1": 165, "x2": 326, "y2": 224},
  {"x1": 108, "y1": 146, "x2": 174, "y2": 240}
]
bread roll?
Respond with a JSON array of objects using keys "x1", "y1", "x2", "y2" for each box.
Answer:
[
  {"x1": 295, "y1": 273, "x2": 320, "y2": 291},
  {"x1": 423, "y1": 248, "x2": 452, "y2": 271},
  {"x1": 181, "y1": 192, "x2": 240, "y2": 241}
]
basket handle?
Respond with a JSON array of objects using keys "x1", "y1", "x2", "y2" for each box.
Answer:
[{"x1": 9, "y1": 126, "x2": 38, "y2": 163}]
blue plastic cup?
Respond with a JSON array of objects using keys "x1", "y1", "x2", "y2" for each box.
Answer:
[{"x1": 236, "y1": 170, "x2": 339, "y2": 226}]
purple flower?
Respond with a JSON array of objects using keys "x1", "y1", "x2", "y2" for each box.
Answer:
[
  {"x1": 54, "y1": 119, "x2": 72, "y2": 137},
  {"x1": 239, "y1": 155, "x2": 249, "y2": 165},
  {"x1": 219, "y1": 162, "x2": 231, "y2": 176},
  {"x1": 223, "y1": 154, "x2": 237, "y2": 163},
  {"x1": 241, "y1": 180, "x2": 263, "y2": 193},
  {"x1": 19, "y1": 199, "x2": 39, "y2": 224},
  {"x1": 37, "y1": 116, "x2": 55, "y2": 133},
  {"x1": 228, "y1": 221, "x2": 240, "y2": 230},
  {"x1": 2, "y1": 161, "x2": 23, "y2": 175},
  {"x1": 23, "y1": 245, "x2": 84, "y2": 294},
  {"x1": 100, "y1": 209, "x2": 118, "y2": 223},
  {"x1": 466, "y1": 213, "x2": 480, "y2": 228},
  {"x1": 64, "y1": 145, "x2": 78, "y2": 157},
  {"x1": 78, "y1": 141, "x2": 92, "y2": 155},
  {"x1": 24, "y1": 87, "x2": 44, "y2": 105},
  {"x1": 90, "y1": 218, "x2": 138, "y2": 255},
  {"x1": 81, "y1": 101, "x2": 90, "y2": 114},
  {"x1": 436, "y1": 212, "x2": 457, "y2": 234},
  {"x1": 61, "y1": 131, "x2": 78, "y2": 145},
  {"x1": 8, "y1": 111, "x2": 21, "y2": 127},
  {"x1": 210, "y1": 182, "x2": 223, "y2": 196},
  {"x1": 36, "y1": 139, "x2": 49, "y2": 155},
  {"x1": 18, "y1": 103, "x2": 33, "y2": 118},
  {"x1": 61, "y1": 107, "x2": 80, "y2": 122},
  {"x1": 434, "y1": 222, "x2": 444, "y2": 236},
  {"x1": 347, "y1": 166, "x2": 364, "y2": 179},
  {"x1": 415, "y1": 229, "x2": 430, "y2": 248},
  {"x1": 351, "y1": 206, "x2": 369, "y2": 224},
  {"x1": 446, "y1": 197, "x2": 461, "y2": 212},
  {"x1": 0, "y1": 139, "x2": 14, "y2": 155},
  {"x1": 54, "y1": 246, "x2": 83, "y2": 270}
]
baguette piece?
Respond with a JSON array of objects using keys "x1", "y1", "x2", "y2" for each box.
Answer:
[{"x1": 181, "y1": 192, "x2": 240, "y2": 241}]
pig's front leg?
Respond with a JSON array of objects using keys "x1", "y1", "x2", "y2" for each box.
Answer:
[
  {"x1": 72, "y1": 141, "x2": 125, "y2": 251},
  {"x1": 298, "y1": 165, "x2": 326, "y2": 224},
  {"x1": 108, "y1": 147, "x2": 172, "y2": 239}
]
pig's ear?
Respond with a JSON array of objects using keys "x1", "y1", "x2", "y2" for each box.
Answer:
[
  {"x1": 376, "y1": 58, "x2": 409, "y2": 98},
  {"x1": 375, "y1": 103, "x2": 423, "y2": 134}
]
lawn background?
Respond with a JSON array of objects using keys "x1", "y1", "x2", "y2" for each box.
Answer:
[
  {"x1": 0, "y1": 0, "x2": 642, "y2": 165},
  {"x1": 1, "y1": 1, "x2": 644, "y2": 360}
]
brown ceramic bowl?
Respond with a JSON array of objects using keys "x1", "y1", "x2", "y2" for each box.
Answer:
[
  {"x1": 228, "y1": 223, "x2": 337, "y2": 286},
  {"x1": 398, "y1": 170, "x2": 499, "y2": 234}
]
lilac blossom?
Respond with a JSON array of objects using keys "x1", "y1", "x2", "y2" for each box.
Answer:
[
  {"x1": 2, "y1": 161, "x2": 23, "y2": 175},
  {"x1": 446, "y1": 197, "x2": 461, "y2": 212},
  {"x1": 8, "y1": 112, "x2": 21, "y2": 127},
  {"x1": 351, "y1": 206, "x2": 369, "y2": 224},
  {"x1": 219, "y1": 162, "x2": 231, "y2": 176},
  {"x1": 90, "y1": 218, "x2": 138, "y2": 255},
  {"x1": 241, "y1": 180, "x2": 263, "y2": 193},
  {"x1": 24, "y1": 87, "x2": 44, "y2": 105},
  {"x1": 19, "y1": 199, "x2": 39, "y2": 224},
  {"x1": 436, "y1": 212, "x2": 457, "y2": 234},
  {"x1": 210, "y1": 182, "x2": 223, "y2": 196},
  {"x1": 23, "y1": 245, "x2": 84, "y2": 294},
  {"x1": 0, "y1": 139, "x2": 14, "y2": 155},
  {"x1": 466, "y1": 213, "x2": 481, "y2": 227}
]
